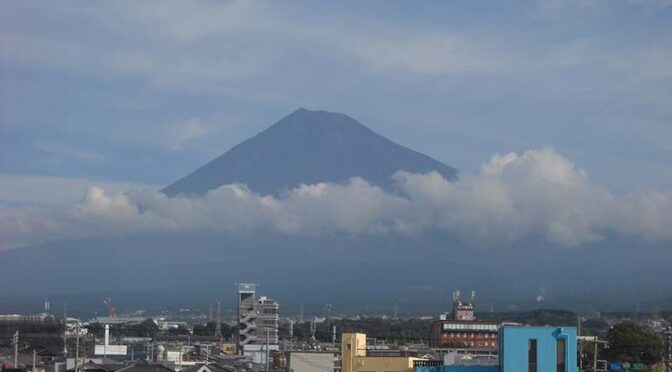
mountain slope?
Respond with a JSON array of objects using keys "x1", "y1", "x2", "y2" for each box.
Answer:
[{"x1": 162, "y1": 108, "x2": 457, "y2": 196}]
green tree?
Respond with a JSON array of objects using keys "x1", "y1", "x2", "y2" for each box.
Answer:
[
  {"x1": 192, "y1": 322, "x2": 235, "y2": 339},
  {"x1": 86, "y1": 322, "x2": 104, "y2": 338},
  {"x1": 605, "y1": 321, "x2": 663, "y2": 365}
]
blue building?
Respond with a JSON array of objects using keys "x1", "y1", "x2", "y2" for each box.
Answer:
[
  {"x1": 500, "y1": 326, "x2": 577, "y2": 372},
  {"x1": 414, "y1": 325, "x2": 577, "y2": 372}
]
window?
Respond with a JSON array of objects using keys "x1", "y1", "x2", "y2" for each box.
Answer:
[
  {"x1": 528, "y1": 339, "x2": 537, "y2": 372},
  {"x1": 557, "y1": 339, "x2": 566, "y2": 372}
]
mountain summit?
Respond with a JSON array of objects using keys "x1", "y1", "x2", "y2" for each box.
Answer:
[{"x1": 162, "y1": 108, "x2": 457, "y2": 196}]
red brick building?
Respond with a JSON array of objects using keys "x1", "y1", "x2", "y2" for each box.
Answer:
[
  {"x1": 429, "y1": 291, "x2": 499, "y2": 350},
  {"x1": 430, "y1": 319, "x2": 499, "y2": 349}
]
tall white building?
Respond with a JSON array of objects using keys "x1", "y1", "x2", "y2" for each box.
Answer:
[{"x1": 237, "y1": 283, "x2": 279, "y2": 365}]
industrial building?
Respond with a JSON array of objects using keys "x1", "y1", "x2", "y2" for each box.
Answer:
[
  {"x1": 93, "y1": 325, "x2": 127, "y2": 356},
  {"x1": 430, "y1": 292, "x2": 499, "y2": 350}
]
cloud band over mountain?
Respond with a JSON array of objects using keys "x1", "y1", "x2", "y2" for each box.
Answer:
[{"x1": 2, "y1": 148, "x2": 670, "y2": 251}]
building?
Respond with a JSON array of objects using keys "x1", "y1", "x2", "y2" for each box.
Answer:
[
  {"x1": 94, "y1": 325, "x2": 127, "y2": 356},
  {"x1": 451, "y1": 296, "x2": 475, "y2": 321},
  {"x1": 179, "y1": 364, "x2": 230, "y2": 372},
  {"x1": 237, "y1": 283, "x2": 257, "y2": 348},
  {"x1": 431, "y1": 320, "x2": 499, "y2": 350},
  {"x1": 443, "y1": 350, "x2": 497, "y2": 367},
  {"x1": 236, "y1": 284, "x2": 279, "y2": 365},
  {"x1": 285, "y1": 351, "x2": 335, "y2": 372},
  {"x1": 342, "y1": 333, "x2": 425, "y2": 372},
  {"x1": 430, "y1": 293, "x2": 498, "y2": 350},
  {"x1": 414, "y1": 325, "x2": 578, "y2": 372},
  {"x1": 113, "y1": 362, "x2": 176, "y2": 372},
  {"x1": 64, "y1": 357, "x2": 124, "y2": 372},
  {"x1": 0, "y1": 315, "x2": 65, "y2": 354},
  {"x1": 93, "y1": 317, "x2": 145, "y2": 326},
  {"x1": 65, "y1": 360, "x2": 124, "y2": 372},
  {"x1": 255, "y1": 296, "x2": 279, "y2": 345},
  {"x1": 499, "y1": 325, "x2": 576, "y2": 372}
]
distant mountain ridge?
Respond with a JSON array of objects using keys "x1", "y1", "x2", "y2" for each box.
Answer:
[{"x1": 162, "y1": 108, "x2": 457, "y2": 196}]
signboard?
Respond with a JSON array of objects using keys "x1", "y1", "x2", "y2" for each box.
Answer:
[{"x1": 608, "y1": 362, "x2": 646, "y2": 371}]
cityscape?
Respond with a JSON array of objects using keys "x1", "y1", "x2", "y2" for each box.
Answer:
[
  {"x1": 2, "y1": 1, "x2": 671, "y2": 372},
  {"x1": 1, "y1": 285, "x2": 671, "y2": 371}
]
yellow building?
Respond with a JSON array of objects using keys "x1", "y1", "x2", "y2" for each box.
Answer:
[
  {"x1": 341, "y1": 333, "x2": 423, "y2": 372},
  {"x1": 220, "y1": 342, "x2": 237, "y2": 355}
]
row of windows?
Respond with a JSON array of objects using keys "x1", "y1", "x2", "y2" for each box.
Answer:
[
  {"x1": 445, "y1": 332, "x2": 497, "y2": 338},
  {"x1": 443, "y1": 323, "x2": 498, "y2": 331},
  {"x1": 442, "y1": 341, "x2": 497, "y2": 347}
]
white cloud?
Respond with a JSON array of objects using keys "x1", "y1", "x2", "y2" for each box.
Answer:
[{"x1": 2, "y1": 149, "x2": 670, "y2": 251}]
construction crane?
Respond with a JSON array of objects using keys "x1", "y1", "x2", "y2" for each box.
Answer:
[{"x1": 102, "y1": 297, "x2": 116, "y2": 318}]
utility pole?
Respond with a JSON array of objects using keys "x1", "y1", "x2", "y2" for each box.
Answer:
[
  {"x1": 33, "y1": 349, "x2": 37, "y2": 372},
  {"x1": 178, "y1": 343, "x2": 183, "y2": 371},
  {"x1": 310, "y1": 319, "x2": 316, "y2": 349},
  {"x1": 63, "y1": 303, "x2": 68, "y2": 357},
  {"x1": 265, "y1": 326, "x2": 270, "y2": 372},
  {"x1": 578, "y1": 314, "x2": 582, "y2": 371},
  {"x1": 74, "y1": 321, "x2": 80, "y2": 372},
  {"x1": 215, "y1": 302, "x2": 222, "y2": 339},
  {"x1": 592, "y1": 339, "x2": 608, "y2": 372},
  {"x1": 13, "y1": 331, "x2": 19, "y2": 368},
  {"x1": 665, "y1": 325, "x2": 672, "y2": 372},
  {"x1": 326, "y1": 304, "x2": 332, "y2": 327},
  {"x1": 578, "y1": 336, "x2": 607, "y2": 372},
  {"x1": 593, "y1": 341, "x2": 597, "y2": 372}
]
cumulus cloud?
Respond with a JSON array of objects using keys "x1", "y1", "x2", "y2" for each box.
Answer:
[{"x1": 1, "y1": 149, "x2": 670, "y2": 250}]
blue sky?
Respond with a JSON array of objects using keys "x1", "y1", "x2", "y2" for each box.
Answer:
[{"x1": 1, "y1": 0, "x2": 671, "y2": 202}]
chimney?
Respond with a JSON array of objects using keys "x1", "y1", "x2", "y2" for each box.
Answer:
[{"x1": 104, "y1": 324, "x2": 110, "y2": 355}]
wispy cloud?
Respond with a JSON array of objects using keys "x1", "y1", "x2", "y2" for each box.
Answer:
[
  {"x1": 630, "y1": 0, "x2": 672, "y2": 9},
  {"x1": 0, "y1": 174, "x2": 154, "y2": 207},
  {"x1": 35, "y1": 141, "x2": 104, "y2": 163},
  {"x1": 166, "y1": 118, "x2": 211, "y2": 151},
  {"x1": 3, "y1": 0, "x2": 668, "y2": 91}
]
